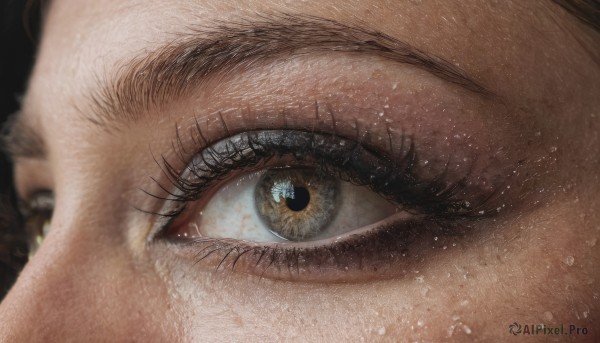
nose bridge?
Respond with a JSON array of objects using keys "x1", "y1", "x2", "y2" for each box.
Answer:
[
  {"x1": 0, "y1": 216, "x2": 177, "y2": 341},
  {"x1": 0, "y1": 224, "x2": 99, "y2": 340}
]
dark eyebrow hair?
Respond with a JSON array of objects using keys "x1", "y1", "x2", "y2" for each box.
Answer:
[
  {"x1": 4, "y1": 14, "x2": 493, "y2": 161},
  {"x1": 85, "y1": 14, "x2": 491, "y2": 127},
  {"x1": 1, "y1": 112, "x2": 45, "y2": 160}
]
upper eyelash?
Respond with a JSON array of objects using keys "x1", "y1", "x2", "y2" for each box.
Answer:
[{"x1": 143, "y1": 119, "x2": 498, "y2": 229}]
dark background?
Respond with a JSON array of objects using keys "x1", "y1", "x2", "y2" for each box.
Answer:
[{"x1": 0, "y1": 0, "x2": 38, "y2": 300}]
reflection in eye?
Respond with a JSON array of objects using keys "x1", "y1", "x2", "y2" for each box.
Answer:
[
  {"x1": 256, "y1": 168, "x2": 341, "y2": 241},
  {"x1": 170, "y1": 166, "x2": 399, "y2": 242}
]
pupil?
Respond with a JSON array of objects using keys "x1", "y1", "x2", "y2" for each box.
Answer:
[{"x1": 286, "y1": 186, "x2": 310, "y2": 212}]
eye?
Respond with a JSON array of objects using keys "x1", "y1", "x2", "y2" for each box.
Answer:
[
  {"x1": 168, "y1": 166, "x2": 400, "y2": 242},
  {"x1": 148, "y1": 129, "x2": 493, "y2": 281},
  {"x1": 19, "y1": 191, "x2": 54, "y2": 257}
]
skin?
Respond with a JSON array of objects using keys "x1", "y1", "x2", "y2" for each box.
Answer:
[{"x1": 1, "y1": 0, "x2": 599, "y2": 341}]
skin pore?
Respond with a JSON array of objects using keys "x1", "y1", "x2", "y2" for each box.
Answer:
[{"x1": 1, "y1": 0, "x2": 599, "y2": 341}]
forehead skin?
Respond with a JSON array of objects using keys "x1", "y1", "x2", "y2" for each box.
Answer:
[{"x1": 1, "y1": 0, "x2": 599, "y2": 341}]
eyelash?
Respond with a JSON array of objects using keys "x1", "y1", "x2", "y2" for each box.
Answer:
[
  {"x1": 142, "y1": 116, "x2": 501, "y2": 280},
  {"x1": 151, "y1": 125, "x2": 485, "y2": 221}
]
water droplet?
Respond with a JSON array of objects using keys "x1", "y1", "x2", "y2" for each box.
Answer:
[
  {"x1": 549, "y1": 146, "x2": 558, "y2": 153},
  {"x1": 339, "y1": 140, "x2": 346, "y2": 146},
  {"x1": 478, "y1": 210, "x2": 485, "y2": 215},
  {"x1": 447, "y1": 324, "x2": 456, "y2": 337},
  {"x1": 378, "y1": 327, "x2": 386, "y2": 336},
  {"x1": 423, "y1": 160, "x2": 429, "y2": 165},
  {"x1": 378, "y1": 112, "x2": 384, "y2": 117},
  {"x1": 383, "y1": 104, "x2": 390, "y2": 109},
  {"x1": 434, "y1": 236, "x2": 438, "y2": 241},
  {"x1": 463, "y1": 325, "x2": 472, "y2": 334},
  {"x1": 392, "y1": 83, "x2": 398, "y2": 90},
  {"x1": 417, "y1": 319, "x2": 425, "y2": 327},
  {"x1": 564, "y1": 256, "x2": 575, "y2": 266}
]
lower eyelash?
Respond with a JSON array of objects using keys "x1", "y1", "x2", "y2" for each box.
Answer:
[{"x1": 165, "y1": 217, "x2": 470, "y2": 282}]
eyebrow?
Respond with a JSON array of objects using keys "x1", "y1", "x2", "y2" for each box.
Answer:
[
  {"x1": 4, "y1": 13, "x2": 492, "y2": 160},
  {"x1": 87, "y1": 14, "x2": 491, "y2": 124},
  {"x1": 1, "y1": 112, "x2": 45, "y2": 160}
]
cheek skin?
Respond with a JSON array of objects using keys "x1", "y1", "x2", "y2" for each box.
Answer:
[{"x1": 152, "y1": 197, "x2": 597, "y2": 342}]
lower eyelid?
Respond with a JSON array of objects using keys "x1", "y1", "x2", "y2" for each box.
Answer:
[{"x1": 161, "y1": 217, "x2": 469, "y2": 283}]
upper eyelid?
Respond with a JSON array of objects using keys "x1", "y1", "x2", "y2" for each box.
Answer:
[{"x1": 146, "y1": 127, "x2": 498, "y2": 227}]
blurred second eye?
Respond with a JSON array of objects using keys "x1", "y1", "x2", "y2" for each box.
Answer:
[{"x1": 168, "y1": 166, "x2": 400, "y2": 242}]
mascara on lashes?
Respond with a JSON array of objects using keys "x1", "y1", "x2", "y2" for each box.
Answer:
[
  {"x1": 152, "y1": 129, "x2": 483, "y2": 231},
  {"x1": 144, "y1": 129, "x2": 502, "y2": 281},
  {"x1": 155, "y1": 130, "x2": 459, "y2": 216}
]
